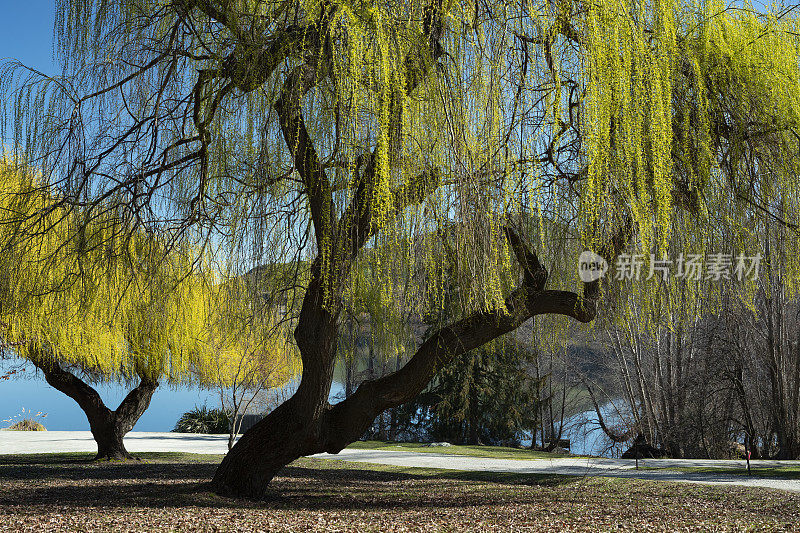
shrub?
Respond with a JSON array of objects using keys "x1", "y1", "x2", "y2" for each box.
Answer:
[
  {"x1": 3, "y1": 407, "x2": 47, "y2": 430},
  {"x1": 173, "y1": 406, "x2": 230, "y2": 433},
  {"x1": 8, "y1": 418, "x2": 46, "y2": 431}
]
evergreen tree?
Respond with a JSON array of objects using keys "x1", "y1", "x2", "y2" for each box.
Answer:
[{"x1": 426, "y1": 339, "x2": 542, "y2": 446}]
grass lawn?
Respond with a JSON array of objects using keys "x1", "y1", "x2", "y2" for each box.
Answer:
[
  {"x1": 346, "y1": 440, "x2": 575, "y2": 460},
  {"x1": 639, "y1": 464, "x2": 800, "y2": 480},
  {"x1": 1, "y1": 452, "x2": 799, "y2": 531}
]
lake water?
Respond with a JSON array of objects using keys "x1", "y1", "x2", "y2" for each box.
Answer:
[
  {"x1": 1, "y1": 359, "x2": 616, "y2": 456},
  {"x1": 0, "y1": 359, "x2": 343, "y2": 432},
  {"x1": 1, "y1": 360, "x2": 221, "y2": 431}
]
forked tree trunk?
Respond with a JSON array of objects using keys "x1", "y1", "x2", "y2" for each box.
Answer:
[
  {"x1": 211, "y1": 225, "x2": 628, "y2": 497},
  {"x1": 29, "y1": 352, "x2": 157, "y2": 460}
]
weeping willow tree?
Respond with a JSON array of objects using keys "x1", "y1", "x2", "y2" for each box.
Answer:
[
  {"x1": 0, "y1": 161, "x2": 298, "y2": 459},
  {"x1": 2, "y1": 0, "x2": 800, "y2": 494}
]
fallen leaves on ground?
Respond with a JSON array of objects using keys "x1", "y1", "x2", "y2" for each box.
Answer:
[{"x1": 0, "y1": 454, "x2": 798, "y2": 532}]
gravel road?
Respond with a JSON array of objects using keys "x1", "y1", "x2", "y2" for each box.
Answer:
[{"x1": 2, "y1": 431, "x2": 798, "y2": 493}]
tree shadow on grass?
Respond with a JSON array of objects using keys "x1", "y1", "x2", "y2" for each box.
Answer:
[
  {"x1": 0, "y1": 452, "x2": 222, "y2": 482},
  {"x1": 0, "y1": 455, "x2": 584, "y2": 512},
  {"x1": 125, "y1": 433, "x2": 229, "y2": 442},
  {"x1": 0, "y1": 451, "x2": 224, "y2": 465}
]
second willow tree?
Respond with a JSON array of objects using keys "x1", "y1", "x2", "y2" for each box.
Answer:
[{"x1": 0, "y1": 164, "x2": 297, "y2": 459}]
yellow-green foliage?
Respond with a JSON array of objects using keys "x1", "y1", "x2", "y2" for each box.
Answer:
[
  {"x1": 195, "y1": 275, "x2": 301, "y2": 388},
  {"x1": 580, "y1": 0, "x2": 675, "y2": 253},
  {"x1": 8, "y1": 0, "x2": 800, "y2": 340},
  {"x1": 0, "y1": 160, "x2": 298, "y2": 386},
  {"x1": 318, "y1": 1, "x2": 800, "y2": 319},
  {"x1": 586, "y1": 1, "x2": 800, "y2": 325}
]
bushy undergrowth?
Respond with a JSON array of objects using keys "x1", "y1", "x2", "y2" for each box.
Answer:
[{"x1": 172, "y1": 406, "x2": 230, "y2": 434}]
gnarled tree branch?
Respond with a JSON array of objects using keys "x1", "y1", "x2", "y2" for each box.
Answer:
[
  {"x1": 274, "y1": 63, "x2": 332, "y2": 250},
  {"x1": 319, "y1": 223, "x2": 630, "y2": 452}
]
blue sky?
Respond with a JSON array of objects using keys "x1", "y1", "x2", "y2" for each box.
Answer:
[{"x1": 0, "y1": 1, "x2": 57, "y2": 72}]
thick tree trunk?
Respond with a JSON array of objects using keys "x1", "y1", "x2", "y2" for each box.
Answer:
[
  {"x1": 29, "y1": 352, "x2": 157, "y2": 460},
  {"x1": 91, "y1": 412, "x2": 135, "y2": 461},
  {"x1": 774, "y1": 427, "x2": 800, "y2": 459},
  {"x1": 209, "y1": 394, "x2": 324, "y2": 496},
  {"x1": 212, "y1": 260, "x2": 340, "y2": 495},
  {"x1": 208, "y1": 3, "x2": 631, "y2": 497}
]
